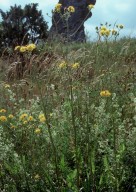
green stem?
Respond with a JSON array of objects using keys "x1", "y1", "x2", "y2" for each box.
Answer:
[
  {"x1": 113, "y1": 125, "x2": 119, "y2": 192},
  {"x1": 37, "y1": 81, "x2": 60, "y2": 186},
  {"x1": 69, "y1": 77, "x2": 80, "y2": 189}
]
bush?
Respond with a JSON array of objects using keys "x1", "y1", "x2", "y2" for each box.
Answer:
[{"x1": 0, "y1": 3, "x2": 48, "y2": 48}]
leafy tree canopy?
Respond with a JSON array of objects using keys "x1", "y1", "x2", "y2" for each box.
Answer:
[{"x1": 0, "y1": 3, "x2": 48, "y2": 48}]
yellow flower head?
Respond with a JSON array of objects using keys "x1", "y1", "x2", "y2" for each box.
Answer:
[
  {"x1": 34, "y1": 174, "x2": 40, "y2": 180},
  {"x1": 71, "y1": 62, "x2": 80, "y2": 69},
  {"x1": 105, "y1": 29, "x2": 111, "y2": 37},
  {"x1": 35, "y1": 128, "x2": 41, "y2": 134},
  {"x1": 0, "y1": 109, "x2": 6, "y2": 113},
  {"x1": 14, "y1": 46, "x2": 21, "y2": 51},
  {"x1": 39, "y1": 114, "x2": 46, "y2": 122},
  {"x1": 20, "y1": 113, "x2": 28, "y2": 121},
  {"x1": 28, "y1": 116, "x2": 34, "y2": 121},
  {"x1": 54, "y1": 3, "x2": 62, "y2": 12},
  {"x1": 26, "y1": 44, "x2": 36, "y2": 51},
  {"x1": 101, "y1": 26, "x2": 107, "y2": 31},
  {"x1": 88, "y1": 4, "x2": 94, "y2": 10},
  {"x1": 4, "y1": 84, "x2": 10, "y2": 89},
  {"x1": 20, "y1": 46, "x2": 27, "y2": 53},
  {"x1": 0, "y1": 116, "x2": 7, "y2": 122},
  {"x1": 8, "y1": 114, "x2": 14, "y2": 119},
  {"x1": 10, "y1": 124, "x2": 16, "y2": 129},
  {"x1": 58, "y1": 61, "x2": 67, "y2": 69},
  {"x1": 23, "y1": 121, "x2": 28, "y2": 124},
  {"x1": 100, "y1": 90, "x2": 111, "y2": 97},
  {"x1": 100, "y1": 29, "x2": 105, "y2": 36},
  {"x1": 67, "y1": 6, "x2": 75, "y2": 13}
]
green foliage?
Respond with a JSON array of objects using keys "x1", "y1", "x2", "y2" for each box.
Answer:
[{"x1": 0, "y1": 3, "x2": 48, "y2": 48}]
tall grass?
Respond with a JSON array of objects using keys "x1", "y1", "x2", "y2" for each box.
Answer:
[{"x1": 0, "y1": 37, "x2": 136, "y2": 192}]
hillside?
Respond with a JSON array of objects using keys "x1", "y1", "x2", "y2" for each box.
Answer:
[{"x1": 0, "y1": 38, "x2": 136, "y2": 191}]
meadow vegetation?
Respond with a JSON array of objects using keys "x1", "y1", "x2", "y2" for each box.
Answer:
[{"x1": 0, "y1": 30, "x2": 136, "y2": 191}]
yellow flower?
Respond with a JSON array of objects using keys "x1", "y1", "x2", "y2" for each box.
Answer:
[
  {"x1": 20, "y1": 46, "x2": 27, "y2": 53},
  {"x1": 4, "y1": 84, "x2": 10, "y2": 89},
  {"x1": 88, "y1": 4, "x2": 94, "y2": 10},
  {"x1": 67, "y1": 6, "x2": 75, "y2": 13},
  {"x1": 10, "y1": 124, "x2": 16, "y2": 129},
  {"x1": 34, "y1": 174, "x2": 40, "y2": 180},
  {"x1": 101, "y1": 26, "x2": 107, "y2": 31},
  {"x1": 8, "y1": 114, "x2": 14, "y2": 119},
  {"x1": 23, "y1": 121, "x2": 28, "y2": 124},
  {"x1": 58, "y1": 61, "x2": 67, "y2": 69},
  {"x1": 39, "y1": 114, "x2": 46, "y2": 122},
  {"x1": 54, "y1": 3, "x2": 62, "y2": 12},
  {"x1": 35, "y1": 128, "x2": 41, "y2": 134},
  {"x1": 0, "y1": 116, "x2": 7, "y2": 122},
  {"x1": 0, "y1": 109, "x2": 6, "y2": 113},
  {"x1": 20, "y1": 113, "x2": 28, "y2": 121},
  {"x1": 71, "y1": 63, "x2": 80, "y2": 69},
  {"x1": 26, "y1": 44, "x2": 36, "y2": 51},
  {"x1": 28, "y1": 116, "x2": 34, "y2": 121},
  {"x1": 39, "y1": 114, "x2": 45, "y2": 118},
  {"x1": 100, "y1": 90, "x2": 111, "y2": 97},
  {"x1": 100, "y1": 27, "x2": 111, "y2": 37},
  {"x1": 105, "y1": 29, "x2": 111, "y2": 37},
  {"x1": 100, "y1": 29, "x2": 105, "y2": 36},
  {"x1": 10, "y1": 125, "x2": 16, "y2": 129},
  {"x1": 14, "y1": 46, "x2": 20, "y2": 51}
]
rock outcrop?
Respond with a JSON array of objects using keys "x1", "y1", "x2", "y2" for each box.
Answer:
[{"x1": 49, "y1": 0, "x2": 96, "y2": 42}]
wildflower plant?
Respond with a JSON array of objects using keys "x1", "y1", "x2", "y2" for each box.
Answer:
[
  {"x1": 14, "y1": 43, "x2": 36, "y2": 53},
  {"x1": 96, "y1": 22, "x2": 124, "y2": 41},
  {"x1": 0, "y1": 17, "x2": 136, "y2": 192}
]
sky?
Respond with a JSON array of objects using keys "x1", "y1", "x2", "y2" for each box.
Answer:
[{"x1": 0, "y1": 0, "x2": 136, "y2": 40}]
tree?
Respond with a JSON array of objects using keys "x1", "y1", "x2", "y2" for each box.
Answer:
[{"x1": 0, "y1": 3, "x2": 48, "y2": 47}]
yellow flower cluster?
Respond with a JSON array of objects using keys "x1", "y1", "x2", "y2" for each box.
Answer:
[
  {"x1": 19, "y1": 113, "x2": 34, "y2": 123},
  {"x1": 67, "y1": 6, "x2": 75, "y2": 13},
  {"x1": 34, "y1": 174, "x2": 40, "y2": 180},
  {"x1": 28, "y1": 116, "x2": 34, "y2": 121},
  {"x1": 0, "y1": 116, "x2": 7, "y2": 122},
  {"x1": 14, "y1": 44, "x2": 36, "y2": 53},
  {"x1": 98, "y1": 24, "x2": 124, "y2": 38},
  {"x1": 88, "y1": 4, "x2": 94, "y2": 10},
  {"x1": 19, "y1": 113, "x2": 28, "y2": 121},
  {"x1": 0, "y1": 110, "x2": 14, "y2": 122},
  {"x1": 39, "y1": 114, "x2": 46, "y2": 122},
  {"x1": 54, "y1": 3, "x2": 62, "y2": 12},
  {"x1": 8, "y1": 114, "x2": 14, "y2": 119},
  {"x1": 58, "y1": 61, "x2": 80, "y2": 69},
  {"x1": 0, "y1": 109, "x2": 6, "y2": 113},
  {"x1": 100, "y1": 90, "x2": 111, "y2": 97},
  {"x1": 19, "y1": 113, "x2": 46, "y2": 123},
  {"x1": 71, "y1": 63, "x2": 80, "y2": 69},
  {"x1": 4, "y1": 84, "x2": 10, "y2": 89},
  {"x1": 100, "y1": 26, "x2": 111, "y2": 37},
  {"x1": 35, "y1": 128, "x2": 41, "y2": 134},
  {"x1": 10, "y1": 123, "x2": 16, "y2": 129},
  {"x1": 58, "y1": 61, "x2": 67, "y2": 69}
]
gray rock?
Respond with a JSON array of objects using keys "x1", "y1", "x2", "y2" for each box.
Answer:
[{"x1": 49, "y1": 0, "x2": 96, "y2": 42}]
